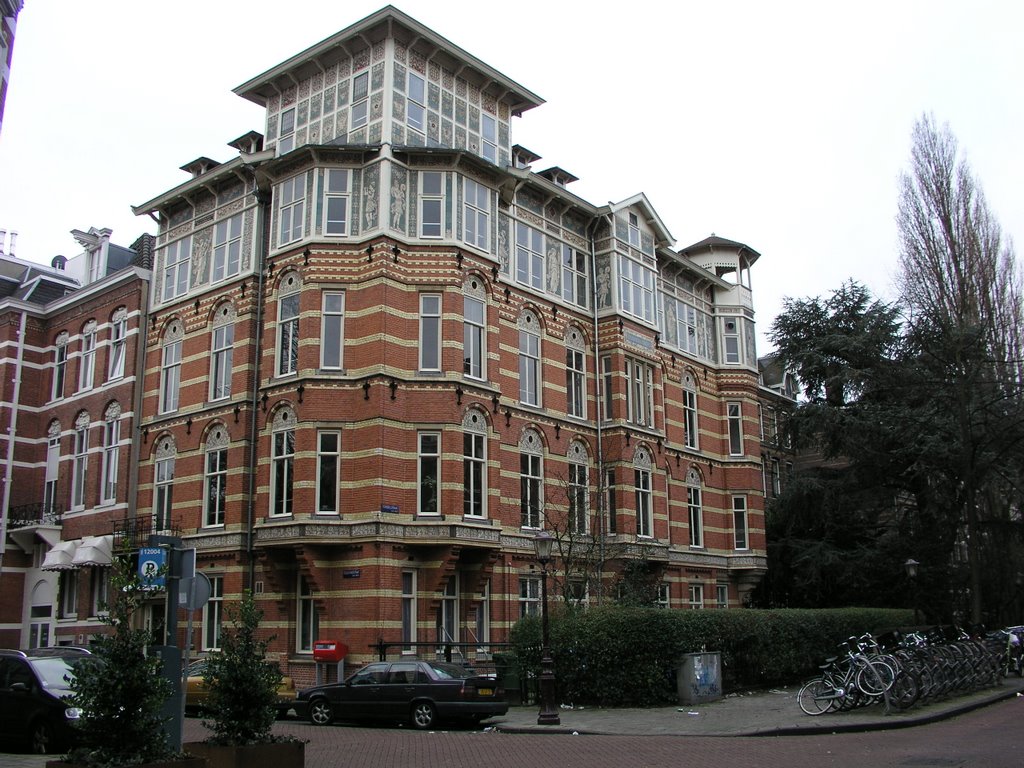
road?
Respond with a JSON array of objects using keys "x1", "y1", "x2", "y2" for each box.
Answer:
[{"x1": 177, "y1": 696, "x2": 1022, "y2": 768}]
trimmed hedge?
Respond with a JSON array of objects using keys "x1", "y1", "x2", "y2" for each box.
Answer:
[{"x1": 509, "y1": 606, "x2": 912, "y2": 706}]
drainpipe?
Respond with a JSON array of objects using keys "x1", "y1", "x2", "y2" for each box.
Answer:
[
  {"x1": 0, "y1": 309, "x2": 28, "y2": 581},
  {"x1": 245, "y1": 182, "x2": 271, "y2": 590},
  {"x1": 126, "y1": 272, "x2": 150, "y2": 522},
  {"x1": 587, "y1": 215, "x2": 611, "y2": 604}
]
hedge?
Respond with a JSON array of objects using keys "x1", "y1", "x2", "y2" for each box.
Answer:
[{"x1": 508, "y1": 606, "x2": 913, "y2": 706}]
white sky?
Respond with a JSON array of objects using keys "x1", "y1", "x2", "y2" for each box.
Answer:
[{"x1": 1, "y1": 0, "x2": 1021, "y2": 351}]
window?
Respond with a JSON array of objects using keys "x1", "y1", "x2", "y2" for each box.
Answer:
[
  {"x1": 463, "y1": 431, "x2": 485, "y2": 518},
  {"x1": 278, "y1": 107, "x2": 296, "y2": 154},
  {"x1": 78, "y1": 323, "x2": 96, "y2": 391},
  {"x1": 628, "y1": 212, "x2": 641, "y2": 248},
  {"x1": 29, "y1": 604, "x2": 51, "y2": 649},
  {"x1": 108, "y1": 313, "x2": 127, "y2": 380},
  {"x1": 351, "y1": 71, "x2": 369, "y2": 129},
  {"x1": 515, "y1": 223, "x2": 544, "y2": 290},
  {"x1": 90, "y1": 567, "x2": 109, "y2": 616},
  {"x1": 324, "y1": 169, "x2": 350, "y2": 237},
  {"x1": 569, "y1": 462, "x2": 588, "y2": 534},
  {"x1": 210, "y1": 322, "x2": 234, "y2": 401},
  {"x1": 687, "y1": 471, "x2": 703, "y2": 548},
  {"x1": 519, "y1": 577, "x2": 540, "y2": 618},
  {"x1": 420, "y1": 172, "x2": 444, "y2": 238},
  {"x1": 418, "y1": 432, "x2": 440, "y2": 516},
  {"x1": 160, "y1": 335, "x2": 182, "y2": 414},
  {"x1": 656, "y1": 584, "x2": 670, "y2": 609},
  {"x1": 298, "y1": 577, "x2": 320, "y2": 653},
  {"x1": 205, "y1": 445, "x2": 227, "y2": 527},
  {"x1": 419, "y1": 294, "x2": 442, "y2": 372},
  {"x1": 475, "y1": 581, "x2": 491, "y2": 646},
  {"x1": 272, "y1": 425, "x2": 295, "y2": 517},
  {"x1": 277, "y1": 173, "x2": 306, "y2": 246},
  {"x1": 618, "y1": 254, "x2": 655, "y2": 323},
  {"x1": 401, "y1": 571, "x2": 417, "y2": 653},
  {"x1": 59, "y1": 570, "x2": 78, "y2": 618},
  {"x1": 723, "y1": 318, "x2": 741, "y2": 364},
  {"x1": 635, "y1": 466, "x2": 652, "y2": 537},
  {"x1": 675, "y1": 301, "x2": 702, "y2": 356},
  {"x1": 407, "y1": 72, "x2": 425, "y2": 133},
  {"x1": 566, "y1": 336, "x2": 586, "y2": 419},
  {"x1": 625, "y1": 358, "x2": 655, "y2": 428},
  {"x1": 520, "y1": 452, "x2": 542, "y2": 529},
  {"x1": 317, "y1": 431, "x2": 340, "y2": 514},
  {"x1": 100, "y1": 412, "x2": 119, "y2": 505},
  {"x1": 601, "y1": 355, "x2": 613, "y2": 421},
  {"x1": 277, "y1": 278, "x2": 300, "y2": 377},
  {"x1": 733, "y1": 496, "x2": 748, "y2": 550},
  {"x1": 154, "y1": 454, "x2": 174, "y2": 530},
  {"x1": 683, "y1": 382, "x2": 699, "y2": 450},
  {"x1": 463, "y1": 294, "x2": 485, "y2": 379},
  {"x1": 518, "y1": 315, "x2": 540, "y2": 407},
  {"x1": 162, "y1": 236, "x2": 192, "y2": 302},
  {"x1": 212, "y1": 214, "x2": 242, "y2": 282},
  {"x1": 321, "y1": 291, "x2": 345, "y2": 369},
  {"x1": 436, "y1": 575, "x2": 458, "y2": 644},
  {"x1": 561, "y1": 244, "x2": 588, "y2": 308},
  {"x1": 463, "y1": 178, "x2": 490, "y2": 251},
  {"x1": 72, "y1": 420, "x2": 89, "y2": 509},
  {"x1": 203, "y1": 576, "x2": 224, "y2": 650},
  {"x1": 717, "y1": 584, "x2": 729, "y2": 609},
  {"x1": 605, "y1": 468, "x2": 617, "y2": 534},
  {"x1": 44, "y1": 430, "x2": 59, "y2": 512},
  {"x1": 689, "y1": 583, "x2": 705, "y2": 610},
  {"x1": 481, "y1": 113, "x2": 497, "y2": 163},
  {"x1": 728, "y1": 402, "x2": 744, "y2": 456},
  {"x1": 771, "y1": 458, "x2": 781, "y2": 496},
  {"x1": 51, "y1": 337, "x2": 68, "y2": 400}
]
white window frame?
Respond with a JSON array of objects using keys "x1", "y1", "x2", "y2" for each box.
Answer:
[
  {"x1": 317, "y1": 430, "x2": 340, "y2": 515},
  {"x1": 297, "y1": 576, "x2": 320, "y2": 653},
  {"x1": 628, "y1": 212, "x2": 641, "y2": 248},
  {"x1": 561, "y1": 243, "x2": 588, "y2": 308},
  {"x1": 625, "y1": 358, "x2": 655, "y2": 428},
  {"x1": 324, "y1": 169, "x2": 350, "y2": 237},
  {"x1": 278, "y1": 107, "x2": 296, "y2": 155},
  {"x1": 463, "y1": 431, "x2": 486, "y2": 518},
  {"x1": 683, "y1": 386, "x2": 699, "y2": 449},
  {"x1": 481, "y1": 112, "x2": 497, "y2": 163},
  {"x1": 162, "y1": 236, "x2": 192, "y2": 302},
  {"x1": 515, "y1": 222, "x2": 544, "y2": 290},
  {"x1": 160, "y1": 338, "x2": 182, "y2": 414},
  {"x1": 463, "y1": 294, "x2": 485, "y2": 380},
  {"x1": 72, "y1": 423, "x2": 89, "y2": 509},
  {"x1": 618, "y1": 253, "x2": 655, "y2": 323},
  {"x1": 635, "y1": 467, "x2": 652, "y2": 537},
  {"x1": 210, "y1": 323, "x2": 233, "y2": 401},
  {"x1": 568, "y1": 462, "x2": 588, "y2": 534},
  {"x1": 717, "y1": 584, "x2": 729, "y2": 609},
  {"x1": 277, "y1": 173, "x2": 307, "y2": 247},
  {"x1": 419, "y1": 294, "x2": 442, "y2": 372},
  {"x1": 271, "y1": 427, "x2": 294, "y2": 517},
  {"x1": 417, "y1": 432, "x2": 440, "y2": 516},
  {"x1": 407, "y1": 71, "x2": 426, "y2": 134},
  {"x1": 401, "y1": 570, "x2": 417, "y2": 654},
  {"x1": 321, "y1": 291, "x2": 345, "y2": 370},
  {"x1": 100, "y1": 416, "x2": 119, "y2": 505},
  {"x1": 520, "y1": 451, "x2": 542, "y2": 529},
  {"x1": 154, "y1": 455, "x2": 174, "y2": 530},
  {"x1": 212, "y1": 213, "x2": 243, "y2": 283},
  {"x1": 566, "y1": 346, "x2": 586, "y2": 419},
  {"x1": 601, "y1": 355, "x2": 613, "y2": 421},
  {"x1": 519, "y1": 577, "x2": 540, "y2": 618},
  {"x1": 351, "y1": 71, "x2": 369, "y2": 129},
  {"x1": 463, "y1": 178, "x2": 490, "y2": 251},
  {"x1": 203, "y1": 576, "x2": 224, "y2": 650},
  {"x1": 52, "y1": 340, "x2": 67, "y2": 401},
  {"x1": 90, "y1": 567, "x2": 109, "y2": 617},
  {"x1": 78, "y1": 326, "x2": 96, "y2": 392},
  {"x1": 44, "y1": 433, "x2": 60, "y2": 512},
  {"x1": 277, "y1": 287, "x2": 300, "y2": 377},
  {"x1": 204, "y1": 447, "x2": 227, "y2": 527},
  {"x1": 728, "y1": 401, "x2": 744, "y2": 456},
  {"x1": 733, "y1": 496, "x2": 748, "y2": 550},
  {"x1": 419, "y1": 171, "x2": 444, "y2": 239},
  {"x1": 723, "y1": 318, "x2": 741, "y2": 364},
  {"x1": 436, "y1": 575, "x2": 459, "y2": 644},
  {"x1": 108, "y1": 315, "x2": 127, "y2": 381},
  {"x1": 519, "y1": 327, "x2": 540, "y2": 407},
  {"x1": 689, "y1": 583, "x2": 705, "y2": 610},
  {"x1": 688, "y1": 483, "x2": 704, "y2": 548},
  {"x1": 60, "y1": 570, "x2": 79, "y2": 618}
]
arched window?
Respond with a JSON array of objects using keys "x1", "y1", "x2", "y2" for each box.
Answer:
[
  {"x1": 71, "y1": 412, "x2": 90, "y2": 510},
  {"x1": 565, "y1": 326, "x2": 586, "y2": 419},
  {"x1": 462, "y1": 408, "x2": 488, "y2": 518},
  {"x1": 270, "y1": 407, "x2": 295, "y2": 517},
  {"x1": 687, "y1": 467, "x2": 703, "y2": 548},
  {"x1": 276, "y1": 273, "x2": 301, "y2": 377},
  {"x1": 204, "y1": 425, "x2": 230, "y2": 527},
  {"x1": 634, "y1": 446, "x2": 653, "y2": 538},
  {"x1": 159, "y1": 320, "x2": 183, "y2": 414},
  {"x1": 210, "y1": 303, "x2": 236, "y2": 401},
  {"x1": 154, "y1": 436, "x2": 176, "y2": 531},
  {"x1": 683, "y1": 372, "x2": 699, "y2": 450},
  {"x1": 518, "y1": 310, "x2": 541, "y2": 407},
  {"x1": 463, "y1": 276, "x2": 487, "y2": 380},
  {"x1": 100, "y1": 403, "x2": 121, "y2": 505},
  {"x1": 568, "y1": 440, "x2": 590, "y2": 534},
  {"x1": 519, "y1": 428, "x2": 543, "y2": 528}
]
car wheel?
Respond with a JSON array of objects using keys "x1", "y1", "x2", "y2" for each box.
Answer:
[
  {"x1": 410, "y1": 701, "x2": 437, "y2": 730},
  {"x1": 30, "y1": 719, "x2": 56, "y2": 754},
  {"x1": 309, "y1": 698, "x2": 334, "y2": 726}
]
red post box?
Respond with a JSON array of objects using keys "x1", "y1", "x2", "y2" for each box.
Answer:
[{"x1": 313, "y1": 639, "x2": 348, "y2": 663}]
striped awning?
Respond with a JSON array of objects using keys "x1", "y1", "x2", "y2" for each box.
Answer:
[
  {"x1": 40, "y1": 540, "x2": 78, "y2": 571},
  {"x1": 71, "y1": 535, "x2": 113, "y2": 567}
]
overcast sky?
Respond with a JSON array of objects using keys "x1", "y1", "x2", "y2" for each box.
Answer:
[{"x1": 1, "y1": 0, "x2": 1020, "y2": 351}]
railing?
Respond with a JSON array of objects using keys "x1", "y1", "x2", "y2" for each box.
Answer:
[
  {"x1": 7, "y1": 503, "x2": 63, "y2": 528},
  {"x1": 112, "y1": 514, "x2": 183, "y2": 551},
  {"x1": 370, "y1": 640, "x2": 511, "y2": 665}
]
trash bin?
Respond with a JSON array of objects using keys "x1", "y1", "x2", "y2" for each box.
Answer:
[
  {"x1": 493, "y1": 653, "x2": 523, "y2": 705},
  {"x1": 677, "y1": 651, "x2": 722, "y2": 705}
]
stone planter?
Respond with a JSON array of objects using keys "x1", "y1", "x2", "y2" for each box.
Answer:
[
  {"x1": 47, "y1": 759, "x2": 207, "y2": 768},
  {"x1": 183, "y1": 740, "x2": 305, "y2": 768}
]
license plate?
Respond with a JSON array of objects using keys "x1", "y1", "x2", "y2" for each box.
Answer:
[{"x1": 478, "y1": 687, "x2": 494, "y2": 697}]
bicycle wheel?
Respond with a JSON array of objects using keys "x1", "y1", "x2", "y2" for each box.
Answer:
[
  {"x1": 856, "y1": 659, "x2": 896, "y2": 695},
  {"x1": 797, "y1": 678, "x2": 835, "y2": 716},
  {"x1": 889, "y1": 671, "x2": 921, "y2": 710}
]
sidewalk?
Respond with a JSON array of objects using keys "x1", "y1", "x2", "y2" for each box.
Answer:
[{"x1": 489, "y1": 677, "x2": 1024, "y2": 737}]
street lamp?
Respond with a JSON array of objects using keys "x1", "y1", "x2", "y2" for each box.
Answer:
[
  {"x1": 904, "y1": 559, "x2": 920, "y2": 625},
  {"x1": 533, "y1": 530, "x2": 560, "y2": 725}
]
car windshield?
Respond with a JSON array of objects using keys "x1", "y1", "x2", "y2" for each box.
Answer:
[
  {"x1": 31, "y1": 656, "x2": 95, "y2": 689},
  {"x1": 426, "y1": 662, "x2": 470, "y2": 680}
]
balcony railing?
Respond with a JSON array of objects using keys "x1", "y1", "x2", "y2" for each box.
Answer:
[
  {"x1": 7, "y1": 503, "x2": 63, "y2": 529},
  {"x1": 112, "y1": 514, "x2": 183, "y2": 551}
]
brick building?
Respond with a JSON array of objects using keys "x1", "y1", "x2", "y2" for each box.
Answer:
[{"x1": 2, "y1": 7, "x2": 772, "y2": 681}]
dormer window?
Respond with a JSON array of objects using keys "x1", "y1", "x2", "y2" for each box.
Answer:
[
  {"x1": 351, "y1": 71, "x2": 369, "y2": 129},
  {"x1": 628, "y1": 212, "x2": 641, "y2": 248},
  {"x1": 279, "y1": 108, "x2": 296, "y2": 155}
]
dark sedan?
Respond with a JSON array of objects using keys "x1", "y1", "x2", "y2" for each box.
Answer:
[{"x1": 296, "y1": 660, "x2": 507, "y2": 730}]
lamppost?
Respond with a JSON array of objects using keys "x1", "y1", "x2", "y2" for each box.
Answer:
[
  {"x1": 533, "y1": 530, "x2": 560, "y2": 725},
  {"x1": 904, "y1": 558, "x2": 920, "y2": 625}
]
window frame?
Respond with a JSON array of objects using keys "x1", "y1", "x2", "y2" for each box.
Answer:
[
  {"x1": 210, "y1": 323, "x2": 234, "y2": 401},
  {"x1": 212, "y1": 213, "x2": 243, "y2": 282},
  {"x1": 566, "y1": 346, "x2": 586, "y2": 419},
  {"x1": 419, "y1": 293, "x2": 442, "y2": 372},
  {"x1": 625, "y1": 358, "x2": 655, "y2": 428},
  {"x1": 568, "y1": 462, "x2": 588, "y2": 535},
  {"x1": 271, "y1": 427, "x2": 295, "y2": 517},
  {"x1": 323, "y1": 169, "x2": 350, "y2": 237},
  {"x1": 160, "y1": 337, "x2": 182, "y2": 414},
  {"x1": 519, "y1": 576, "x2": 540, "y2": 618},
  {"x1": 683, "y1": 386, "x2": 699, "y2": 450},
  {"x1": 463, "y1": 178, "x2": 490, "y2": 251},
  {"x1": 278, "y1": 107, "x2": 296, "y2": 155},
  {"x1": 204, "y1": 446, "x2": 227, "y2": 528},
  {"x1": 519, "y1": 452, "x2": 542, "y2": 529},
  {"x1": 162, "y1": 236, "x2": 192, "y2": 302},
  {"x1": 463, "y1": 431, "x2": 486, "y2": 518},
  {"x1": 561, "y1": 243, "x2": 588, "y2": 308},
  {"x1": 618, "y1": 253, "x2": 655, "y2": 323},
  {"x1": 733, "y1": 495, "x2": 748, "y2": 550},
  {"x1": 108, "y1": 315, "x2": 127, "y2": 381},
  {"x1": 401, "y1": 570, "x2": 417, "y2": 654},
  {"x1": 321, "y1": 291, "x2": 345, "y2": 370},
  {"x1": 100, "y1": 415, "x2": 119, "y2": 505},
  {"x1": 407, "y1": 71, "x2": 426, "y2": 134},
  {"x1": 463, "y1": 294, "x2": 485, "y2": 380},
  {"x1": 317, "y1": 430, "x2": 341, "y2": 515},
  {"x1": 78, "y1": 326, "x2": 96, "y2": 392},
  {"x1": 277, "y1": 289, "x2": 300, "y2": 377},
  {"x1": 297, "y1": 576, "x2": 320, "y2": 653},
  {"x1": 417, "y1": 431, "x2": 440, "y2": 516},
  {"x1": 688, "y1": 484, "x2": 704, "y2": 548},
  {"x1": 727, "y1": 401, "x2": 744, "y2": 456},
  {"x1": 277, "y1": 173, "x2": 307, "y2": 247},
  {"x1": 419, "y1": 171, "x2": 444, "y2": 239},
  {"x1": 52, "y1": 340, "x2": 68, "y2": 401},
  {"x1": 480, "y1": 112, "x2": 497, "y2": 163},
  {"x1": 518, "y1": 327, "x2": 540, "y2": 407},
  {"x1": 515, "y1": 222, "x2": 544, "y2": 290},
  {"x1": 635, "y1": 467, "x2": 652, "y2": 537},
  {"x1": 72, "y1": 423, "x2": 89, "y2": 510},
  {"x1": 689, "y1": 583, "x2": 705, "y2": 610},
  {"x1": 203, "y1": 576, "x2": 224, "y2": 650},
  {"x1": 154, "y1": 455, "x2": 174, "y2": 530},
  {"x1": 350, "y1": 71, "x2": 370, "y2": 129}
]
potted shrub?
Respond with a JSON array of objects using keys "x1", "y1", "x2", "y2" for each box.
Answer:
[
  {"x1": 184, "y1": 591, "x2": 304, "y2": 768},
  {"x1": 52, "y1": 557, "x2": 203, "y2": 768}
]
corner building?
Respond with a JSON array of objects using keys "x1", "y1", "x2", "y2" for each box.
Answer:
[{"x1": 133, "y1": 7, "x2": 767, "y2": 681}]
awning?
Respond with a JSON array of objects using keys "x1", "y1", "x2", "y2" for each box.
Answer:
[
  {"x1": 40, "y1": 540, "x2": 79, "y2": 571},
  {"x1": 72, "y1": 535, "x2": 113, "y2": 567}
]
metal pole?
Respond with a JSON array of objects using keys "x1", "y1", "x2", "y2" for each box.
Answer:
[{"x1": 537, "y1": 563, "x2": 560, "y2": 725}]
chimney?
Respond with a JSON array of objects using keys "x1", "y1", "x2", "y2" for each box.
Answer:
[{"x1": 7, "y1": 231, "x2": 16, "y2": 258}]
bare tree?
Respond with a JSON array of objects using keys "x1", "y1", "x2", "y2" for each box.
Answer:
[{"x1": 896, "y1": 113, "x2": 1024, "y2": 622}]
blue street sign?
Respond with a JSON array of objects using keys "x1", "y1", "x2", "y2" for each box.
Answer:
[{"x1": 139, "y1": 546, "x2": 167, "y2": 589}]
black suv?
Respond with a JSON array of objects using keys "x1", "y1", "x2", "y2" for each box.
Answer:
[{"x1": 0, "y1": 647, "x2": 92, "y2": 754}]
